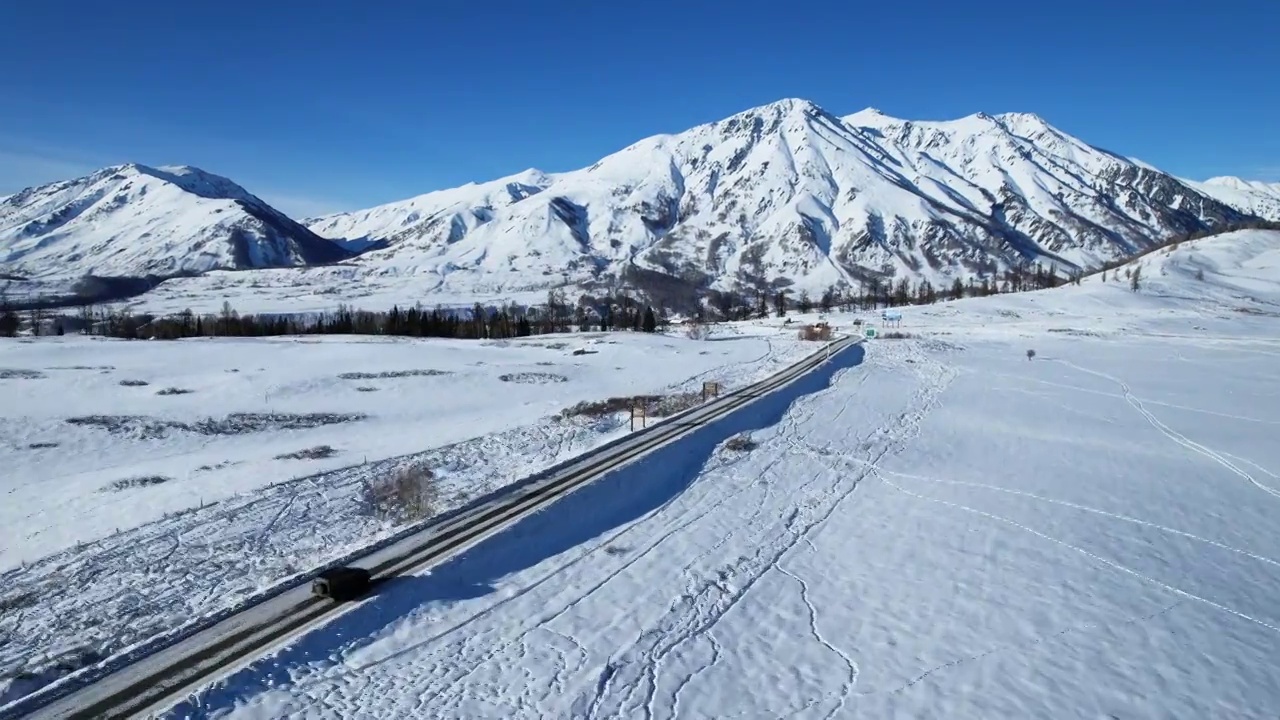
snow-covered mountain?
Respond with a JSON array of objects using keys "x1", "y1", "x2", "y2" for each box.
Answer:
[
  {"x1": 300, "y1": 99, "x2": 1254, "y2": 298},
  {"x1": 0, "y1": 164, "x2": 351, "y2": 280},
  {"x1": 1, "y1": 100, "x2": 1269, "y2": 308},
  {"x1": 1181, "y1": 176, "x2": 1280, "y2": 221}
]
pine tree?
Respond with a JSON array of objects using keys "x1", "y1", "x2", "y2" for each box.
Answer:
[
  {"x1": 797, "y1": 291, "x2": 812, "y2": 314},
  {"x1": 819, "y1": 287, "x2": 835, "y2": 313},
  {"x1": 641, "y1": 306, "x2": 657, "y2": 333},
  {"x1": 0, "y1": 304, "x2": 17, "y2": 337}
]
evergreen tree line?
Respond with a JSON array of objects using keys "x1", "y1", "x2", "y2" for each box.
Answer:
[
  {"x1": 700, "y1": 258, "x2": 1078, "y2": 323},
  {"x1": 4, "y1": 218, "x2": 1278, "y2": 338},
  {"x1": 0, "y1": 288, "x2": 667, "y2": 340}
]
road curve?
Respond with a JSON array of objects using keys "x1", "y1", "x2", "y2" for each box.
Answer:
[{"x1": 15, "y1": 334, "x2": 862, "y2": 720}]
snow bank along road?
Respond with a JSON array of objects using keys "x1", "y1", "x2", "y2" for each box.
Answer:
[{"x1": 14, "y1": 335, "x2": 862, "y2": 720}]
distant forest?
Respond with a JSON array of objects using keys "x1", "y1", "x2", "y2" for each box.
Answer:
[{"x1": 3, "y1": 218, "x2": 1278, "y2": 340}]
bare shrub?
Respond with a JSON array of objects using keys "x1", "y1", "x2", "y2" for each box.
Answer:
[
  {"x1": 67, "y1": 412, "x2": 366, "y2": 439},
  {"x1": 102, "y1": 475, "x2": 172, "y2": 492},
  {"x1": 559, "y1": 391, "x2": 703, "y2": 420},
  {"x1": 499, "y1": 372, "x2": 568, "y2": 384},
  {"x1": 723, "y1": 433, "x2": 757, "y2": 452},
  {"x1": 798, "y1": 324, "x2": 832, "y2": 341},
  {"x1": 685, "y1": 323, "x2": 710, "y2": 341},
  {"x1": 364, "y1": 460, "x2": 439, "y2": 523},
  {"x1": 560, "y1": 396, "x2": 652, "y2": 419},
  {"x1": 118, "y1": 379, "x2": 149, "y2": 387},
  {"x1": 355, "y1": 386, "x2": 379, "y2": 392},
  {"x1": 339, "y1": 369, "x2": 450, "y2": 380},
  {"x1": 1026, "y1": 349, "x2": 1037, "y2": 361},
  {"x1": 27, "y1": 441, "x2": 59, "y2": 449},
  {"x1": 650, "y1": 391, "x2": 702, "y2": 417},
  {"x1": 156, "y1": 387, "x2": 194, "y2": 396},
  {"x1": 0, "y1": 368, "x2": 45, "y2": 379},
  {"x1": 274, "y1": 445, "x2": 339, "y2": 461},
  {"x1": 880, "y1": 331, "x2": 914, "y2": 339},
  {"x1": 195, "y1": 460, "x2": 238, "y2": 472}
]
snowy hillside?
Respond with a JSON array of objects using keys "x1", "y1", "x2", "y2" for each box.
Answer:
[
  {"x1": 147, "y1": 230, "x2": 1280, "y2": 718},
  {"x1": 1184, "y1": 176, "x2": 1280, "y2": 221},
  {"x1": 0, "y1": 164, "x2": 351, "y2": 280},
  {"x1": 304, "y1": 169, "x2": 555, "y2": 252},
  {"x1": 296, "y1": 99, "x2": 1251, "y2": 299}
]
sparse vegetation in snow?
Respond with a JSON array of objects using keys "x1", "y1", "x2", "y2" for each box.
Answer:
[
  {"x1": 499, "y1": 372, "x2": 569, "y2": 384},
  {"x1": 66, "y1": 412, "x2": 367, "y2": 439},
  {"x1": 102, "y1": 475, "x2": 172, "y2": 492},
  {"x1": 559, "y1": 391, "x2": 704, "y2": 420},
  {"x1": 274, "y1": 445, "x2": 340, "y2": 461},
  {"x1": 0, "y1": 369, "x2": 45, "y2": 379},
  {"x1": 338, "y1": 369, "x2": 450, "y2": 380},
  {"x1": 364, "y1": 460, "x2": 439, "y2": 523}
]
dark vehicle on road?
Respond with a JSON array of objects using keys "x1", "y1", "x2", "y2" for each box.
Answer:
[{"x1": 312, "y1": 566, "x2": 371, "y2": 601}]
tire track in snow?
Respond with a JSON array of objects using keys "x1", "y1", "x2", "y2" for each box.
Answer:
[
  {"x1": 875, "y1": 469, "x2": 1280, "y2": 635},
  {"x1": 987, "y1": 371, "x2": 1280, "y2": 425},
  {"x1": 861, "y1": 465, "x2": 1280, "y2": 570},
  {"x1": 775, "y1": 541, "x2": 858, "y2": 720},
  {"x1": 1050, "y1": 358, "x2": 1280, "y2": 501},
  {"x1": 377, "y1": 356, "x2": 847, "y2": 710},
  {"x1": 581, "y1": 340, "x2": 955, "y2": 719},
  {"x1": 343, "y1": 441, "x2": 809, "y2": 712},
  {"x1": 880, "y1": 596, "x2": 1184, "y2": 698},
  {"x1": 414, "y1": 403, "x2": 826, "y2": 711}
]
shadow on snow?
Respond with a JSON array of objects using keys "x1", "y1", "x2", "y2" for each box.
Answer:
[{"x1": 168, "y1": 342, "x2": 865, "y2": 717}]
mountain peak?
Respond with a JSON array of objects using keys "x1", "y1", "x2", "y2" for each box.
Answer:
[
  {"x1": 0, "y1": 163, "x2": 350, "y2": 279},
  {"x1": 760, "y1": 97, "x2": 824, "y2": 113},
  {"x1": 723, "y1": 97, "x2": 831, "y2": 124}
]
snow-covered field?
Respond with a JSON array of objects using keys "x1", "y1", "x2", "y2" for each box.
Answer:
[
  {"x1": 154, "y1": 230, "x2": 1280, "y2": 718},
  {"x1": 0, "y1": 323, "x2": 813, "y2": 706}
]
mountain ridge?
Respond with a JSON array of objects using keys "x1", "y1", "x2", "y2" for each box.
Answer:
[
  {"x1": 0, "y1": 163, "x2": 352, "y2": 281},
  {"x1": 0, "y1": 99, "x2": 1272, "y2": 309}
]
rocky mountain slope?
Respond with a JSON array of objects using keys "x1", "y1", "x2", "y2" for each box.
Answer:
[
  {"x1": 0, "y1": 164, "x2": 351, "y2": 280},
  {"x1": 1182, "y1": 176, "x2": 1280, "y2": 221},
  {"x1": 1, "y1": 100, "x2": 1269, "y2": 310},
  {"x1": 301, "y1": 99, "x2": 1255, "y2": 298}
]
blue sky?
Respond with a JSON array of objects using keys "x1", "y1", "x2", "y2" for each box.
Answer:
[{"x1": 1, "y1": 0, "x2": 1276, "y2": 217}]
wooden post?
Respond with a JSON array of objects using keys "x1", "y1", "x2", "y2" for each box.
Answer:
[
  {"x1": 702, "y1": 381, "x2": 720, "y2": 402},
  {"x1": 631, "y1": 401, "x2": 647, "y2": 431}
]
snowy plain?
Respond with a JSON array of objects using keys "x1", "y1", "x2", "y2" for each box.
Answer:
[
  {"x1": 152, "y1": 230, "x2": 1280, "y2": 718},
  {"x1": 0, "y1": 323, "x2": 813, "y2": 707}
]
